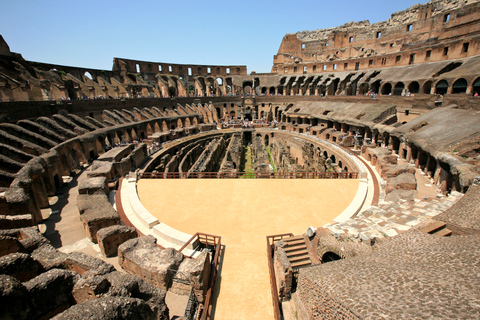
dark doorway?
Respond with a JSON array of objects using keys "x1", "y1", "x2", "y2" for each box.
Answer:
[{"x1": 322, "y1": 252, "x2": 341, "y2": 263}]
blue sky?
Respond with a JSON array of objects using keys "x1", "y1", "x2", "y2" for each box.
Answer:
[{"x1": 1, "y1": 0, "x2": 426, "y2": 73}]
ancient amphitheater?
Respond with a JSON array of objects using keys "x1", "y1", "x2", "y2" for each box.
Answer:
[{"x1": 1, "y1": 0, "x2": 480, "y2": 319}]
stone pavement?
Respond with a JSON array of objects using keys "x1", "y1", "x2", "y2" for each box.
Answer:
[{"x1": 324, "y1": 158, "x2": 465, "y2": 241}]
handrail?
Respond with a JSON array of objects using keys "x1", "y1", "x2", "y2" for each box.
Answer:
[
  {"x1": 266, "y1": 233, "x2": 294, "y2": 320},
  {"x1": 200, "y1": 233, "x2": 222, "y2": 320},
  {"x1": 139, "y1": 171, "x2": 358, "y2": 179}
]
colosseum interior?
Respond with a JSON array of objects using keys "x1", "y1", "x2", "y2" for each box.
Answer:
[{"x1": 1, "y1": 0, "x2": 480, "y2": 319}]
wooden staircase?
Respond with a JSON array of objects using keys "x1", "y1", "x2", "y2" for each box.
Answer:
[{"x1": 282, "y1": 235, "x2": 312, "y2": 269}]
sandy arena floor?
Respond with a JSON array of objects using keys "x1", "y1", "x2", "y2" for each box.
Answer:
[{"x1": 137, "y1": 178, "x2": 359, "y2": 320}]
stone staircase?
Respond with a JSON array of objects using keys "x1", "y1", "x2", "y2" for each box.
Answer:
[
  {"x1": 419, "y1": 221, "x2": 452, "y2": 237},
  {"x1": 282, "y1": 235, "x2": 312, "y2": 269}
]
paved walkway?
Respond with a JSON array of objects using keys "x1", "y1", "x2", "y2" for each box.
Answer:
[
  {"x1": 41, "y1": 169, "x2": 121, "y2": 270},
  {"x1": 325, "y1": 158, "x2": 464, "y2": 240},
  {"x1": 137, "y1": 178, "x2": 359, "y2": 320}
]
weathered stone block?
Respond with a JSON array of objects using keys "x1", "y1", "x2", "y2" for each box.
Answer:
[
  {"x1": 118, "y1": 236, "x2": 184, "y2": 290},
  {"x1": 78, "y1": 176, "x2": 109, "y2": 195},
  {"x1": 103, "y1": 271, "x2": 168, "y2": 317},
  {"x1": 65, "y1": 251, "x2": 115, "y2": 276},
  {"x1": 24, "y1": 269, "x2": 77, "y2": 320},
  {"x1": 0, "y1": 274, "x2": 31, "y2": 320},
  {"x1": 72, "y1": 276, "x2": 111, "y2": 304},
  {"x1": 97, "y1": 225, "x2": 137, "y2": 257},
  {"x1": 274, "y1": 241, "x2": 293, "y2": 301},
  {"x1": 77, "y1": 192, "x2": 121, "y2": 243},
  {"x1": 31, "y1": 243, "x2": 68, "y2": 271},
  {"x1": 170, "y1": 251, "x2": 211, "y2": 303},
  {"x1": 51, "y1": 296, "x2": 162, "y2": 320},
  {"x1": 0, "y1": 235, "x2": 22, "y2": 257},
  {"x1": 0, "y1": 252, "x2": 42, "y2": 282},
  {"x1": 385, "y1": 172, "x2": 417, "y2": 194}
]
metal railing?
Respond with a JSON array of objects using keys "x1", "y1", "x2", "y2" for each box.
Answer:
[
  {"x1": 266, "y1": 233, "x2": 294, "y2": 320},
  {"x1": 139, "y1": 171, "x2": 358, "y2": 179}
]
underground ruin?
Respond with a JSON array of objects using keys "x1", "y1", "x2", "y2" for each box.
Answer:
[{"x1": 1, "y1": 0, "x2": 480, "y2": 319}]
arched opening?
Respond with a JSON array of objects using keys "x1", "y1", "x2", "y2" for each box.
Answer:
[
  {"x1": 244, "y1": 107, "x2": 252, "y2": 121},
  {"x1": 452, "y1": 78, "x2": 467, "y2": 94},
  {"x1": 216, "y1": 77, "x2": 223, "y2": 86},
  {"x1": 229, "y1": 111, "x2": 236, "y2": 119},
  {"x1": 168, "y1": 87, "x2": 176, "y2": 97},
  {"x1": 371, "y1": 80, "x2": 381, "y2": 94},
  {"x1": 472, "y1": 77, "x2": 480, "y2": 95},
  {"x1": 322, "y1": 252, "x2": 341, "y2": 263},
  {"x1": 84, "y1": 72, "x2": 93, "y2": 80},
  {"x1": 435, "y1": 80, "x2": 448, "y2": 95},
  {"x1": 381, "y1": 83, "x2": 392, "y2": 95},
  {"x1": 330, "y1": 154, "x2": 336, "y2": 163},
  {"x1": 358, "y1": 83, "x2": 369, "y2": 95},
  {"x1": 243, "y1": 81, "x2": 253, "y2": 95},
  {"x1": 408, "y1": 81, "x2": 420, "y2": 94},
  {"x1": 394, "y1": 82, "x2": 405, "y2": 95},
  {"x1": 269, "y1": 87, "x2": 276, "y2": 95},
  {"x1": 261, "y1": 87, "x2": 267, "y2": 94},
  {"x1": 264, "y1": 135, "x2": 269, "y2": 146},
  {"x1": 277, "y1": 86, "x2": 284, "y2": 95},
  {"x1": 422, "y1": 81, "x2": 433, "y2": 94}
]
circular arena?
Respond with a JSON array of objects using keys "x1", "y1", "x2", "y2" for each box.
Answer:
[{"x1": 1, "y1": 1, "x2": 480, "y2": 319}]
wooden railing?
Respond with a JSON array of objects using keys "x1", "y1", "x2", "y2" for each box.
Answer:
[
  {"x1": 180, "y1": 232, "x2": 222, "y2": 320},
  {"x1": 139, "y1": 171, "x2": 358, "y2": 179},
  {"x1": 266, "y1": 233, "x2": 294, "y2": 320}
]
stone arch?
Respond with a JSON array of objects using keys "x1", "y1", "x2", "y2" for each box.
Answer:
[
  {"x1": 130, "y1": 129, "x2": 138, "y2": 141},
  {"x1": 261, "y1": 87, "x2": 267, "y2": 94},
  {"x1": 472, "y1": 77, "x2": 480, "y2": 95},
  {"x1": 322, "y1": 251, "x2": 341, "y2": 263},
  {"x1": 435, "y1": 80, "x2": 449, "y2": 95},
  {"x1": 162, "y1": 121, "x2": 168, "y2": 131},
  {"x1": 381, "y1": 83, "x2": 392, "y2": 95},
  {"x1": 452, "y1": 78, "x2": 468, "y2": 94},
  {"x1": 177, "y1": 118, "x2": 183, "y2": 128},
  {"x1": 123, "y1": 130, "x2": 132, "y2": 143},
  {"x1": 394, "y1": 82, "x2": 405, "y2": 95},
  {"x1": 185, "y1": 118, "x2": 191, "y2": 127},
  {"x1": 330, "y1": 154, "x2": 336, "y2": 163},
  {"x1": 96, "y1": 136, "x2": 105, "y2": 155},
  {"x1": 146, "y1": 123, "x2": 153, "y2": 135},
  {"x1": 243, "y1": 81, "x2": 253, "y2": 95},
  {"x1": 422, "y1": 80, "x2": 433, "y2": 94},
  {"x1": 269, "y1": 87, "x2": 276, "y2": 95},
  {"x1": 408, "y1": 81, "x2": 420, "y2": 94},
  {"x1": 358, "y1": 83, "x2": 369, "y2": 95},
  {"x1": 193, "y1": 117, "x2": 198, "y2": 125}
]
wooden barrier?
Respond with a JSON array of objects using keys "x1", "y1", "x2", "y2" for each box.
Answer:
[
  {"x1": 266, "y1": 233, "x2": 294, "y2": 320},
  {"x1": 139, "y1": 171, "x2": 358, "y2": 179}
]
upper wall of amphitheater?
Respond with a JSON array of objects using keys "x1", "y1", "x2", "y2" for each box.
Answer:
[
  {"x1": 272, "y1": 0, "x2": 480, "y2": 74},
  {"x1": 113, "y1": 58, "x2": 247, "y2": 77}
]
